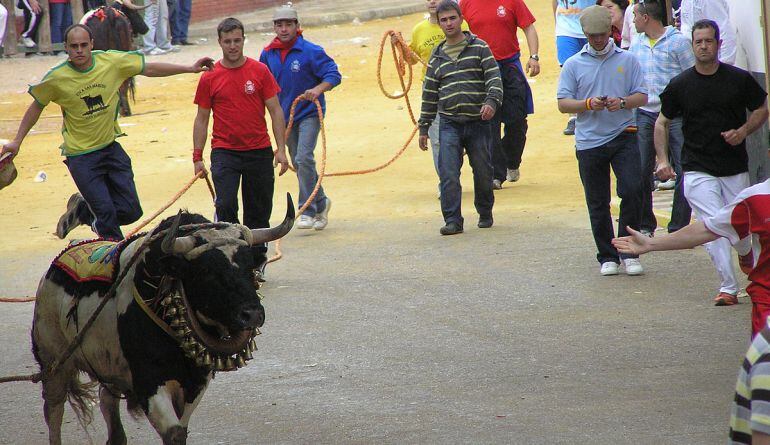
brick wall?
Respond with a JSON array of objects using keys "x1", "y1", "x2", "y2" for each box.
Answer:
[{"x1": 190, "y1": 0, "x2": 285, "y2": 23}]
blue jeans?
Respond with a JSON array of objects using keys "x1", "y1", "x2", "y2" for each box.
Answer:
[
  {"x1": 64, "y1": 142, "x2": 143, "y2": 240},
  {"x1": 287, "y1": 116, "x2": 327, "y2": 217},
  {"x1": 142, "y1": 0, "x2": 172, "y2": 51},
  {"x1": 170, "y1": 0, "x2": 191, "y2": 42},
  {"x1": 438, "y1": 118, "x2": 494, "y2": 226},
  {"x1": 575, "y1": 133, "x2": 642, "y2": 264},
  {"x1": 49, "y1": 2, "x2": 72, "y2": 44},
  {"x1": 636, "y1": 109, "x2": 692, "y2": 232}
]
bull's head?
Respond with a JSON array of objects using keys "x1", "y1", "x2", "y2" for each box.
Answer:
[{"x1": 149, "y1": 194, "x2": 294, "y2": 356}]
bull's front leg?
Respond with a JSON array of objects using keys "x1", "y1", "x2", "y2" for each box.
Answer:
[
  {"x1": 144, "y1": 382, "x2": 187, "y2": 445},
  {"x1": 179, "y1": 379, "x2": 210, "y2": 429}
]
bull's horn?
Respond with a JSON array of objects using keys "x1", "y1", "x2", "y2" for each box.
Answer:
[
  {"x1": 160, "y1": 210, "x2": 196, "y2": 255},
  {"x1": 249, "y1": 193, "x2": 295, "y2": 244}
]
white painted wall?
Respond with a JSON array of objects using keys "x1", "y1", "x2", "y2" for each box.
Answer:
[{"x1": 727, "y1": 0, "x2": 766, "y2": 73}]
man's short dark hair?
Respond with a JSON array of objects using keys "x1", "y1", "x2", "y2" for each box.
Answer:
[
  {"x1": 436, "y1": 0, "x2": 462, "y2": 18},
  {"x1": 692, "y1": 19, "x2": 720, "y2": 42},
  {"x1": 637, "y1": 0, "x2": 664, "y2": 23},
  {"x1": 217, "y1": 17, "x2": 245, "y2": 39},
  {"x1": 595, "y1": 0, "x2": 629, "y2": 12},
  {"x1": 64, "y1": 24, "x2": 93, "y2": 44}
]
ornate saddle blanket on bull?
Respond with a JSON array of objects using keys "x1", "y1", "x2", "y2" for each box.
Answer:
[{"x1": 52, "y1": 239, "x2": 122, "y2": 283}]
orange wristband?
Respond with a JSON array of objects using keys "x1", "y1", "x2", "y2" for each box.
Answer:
[{"x1": 585, "y1": 98, "x2": 593, "y2": 111}]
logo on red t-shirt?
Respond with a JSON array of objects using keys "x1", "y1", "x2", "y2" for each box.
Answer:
[
  {"x1": 245, "y1": 80, "x2": 255, "y2": 95},
  {"x1": 496, "y1": 5, "x2": 506, "y2": 17}
]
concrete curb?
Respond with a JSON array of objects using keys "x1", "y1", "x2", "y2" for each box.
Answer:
[{"x1": 188, "y1": 4, "x2": 424, "y2": 39}]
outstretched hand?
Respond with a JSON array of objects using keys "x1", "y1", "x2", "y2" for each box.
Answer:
[
  {"x1": 612, "y1": 227, "x2": 653, "y2": 256},
  {"x1": 192, "y1": 57, "x2": 215, "y2": 72},
  {"x1": 1, "y1": 140, "x2": 20, "y2": 160}
]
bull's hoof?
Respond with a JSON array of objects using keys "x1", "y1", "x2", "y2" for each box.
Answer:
[{"x1": 162, "y1": 425, "x2": 187, "y2": 445}]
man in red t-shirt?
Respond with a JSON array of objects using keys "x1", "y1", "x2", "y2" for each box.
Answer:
[
  {"x1": 460, "y1": 0, "x2": 540, "y2": 189},
  {"x1": 613, "y1": 178, "x2": 770, "y2": 338},
  {"x1": 192, "y1": 17, "x2": 289, "y2": 282}
]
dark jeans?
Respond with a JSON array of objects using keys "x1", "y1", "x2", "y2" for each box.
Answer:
[
  {"x1": 170, "y1": 0, "x2": 191, "y2": 42},
  {"x1": 636, "y1": 109, "x2": 692, "y2": 232},
  {"x1": 64, "y1": 141, "x2": 143, "y2": 240},
  {"x1": 491, "y1": 57, "x2": 530, "y2": 181},
  {"x1": 576, "y1": 133, "x2": 642, "y2": 264},
  {"x1": 49, "y1": 3, "x2": 73, "y2": 44},
  {"x1": 210, "y1": 148, "x2": 274, "y2": 259},
  {"x1": 438, "y1": 118, "x2": 494, "y2": 227}
]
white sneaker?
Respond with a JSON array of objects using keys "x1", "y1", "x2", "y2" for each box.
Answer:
[
  {"x1": 624, "y1": 258, "x2": 644, "y2": 276},
  {"x1": 297, "y1": 214, "x2": 314, "y2": 229},
  {"x1": 21, "y1": 37, "x2": 36, "y2": 48},
  {"x1": 506, "y1": 168, "x2": 520, "y2": 182},
  {"x1": 600, "y1": 261, "x2": 619, "y2": 276},
  {"x1": 148, "y1": 48, "x2": 168, "y2": 56},
  {"x1": 313, "y1": 197, "x2": 331, "y2": 230},
  {"x1": 492, "y1": 179, "x2": 503, "y2": 190}
]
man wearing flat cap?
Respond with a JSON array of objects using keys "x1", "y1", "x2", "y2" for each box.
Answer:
[
  {"x1": 556, "y1": 5, "x2": 648, "y2": 276},
  {"x1": 260, "y1": 3, "x2": 341, "y2": 231}
]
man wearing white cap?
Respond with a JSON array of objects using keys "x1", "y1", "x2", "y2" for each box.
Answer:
[
  {"x1": 556, "y1": 5, "x2": 648, "y2": 276},
  {"x1": 260, "y1": 4, "x2": 341, "y2": 231}
]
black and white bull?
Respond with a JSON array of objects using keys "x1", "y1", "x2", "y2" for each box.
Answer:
[{"x1": 31, "y1": 196, "x2": 294, "y2": 445}]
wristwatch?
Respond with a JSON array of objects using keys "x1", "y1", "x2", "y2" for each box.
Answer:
[
  {"x1": 619, "y1": 97, "x2": 627, "y2": 109},
  {"x1": 529, "y1": 54, "x2": 539, "y2": 61}
]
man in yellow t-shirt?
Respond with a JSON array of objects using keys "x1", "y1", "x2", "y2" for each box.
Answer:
[
  {"x1": 1, "y1": 24, "x2": 213, "y2": 240},
  {"x1": 398, "y1": 0, "x2": 468, "y2": 197}
]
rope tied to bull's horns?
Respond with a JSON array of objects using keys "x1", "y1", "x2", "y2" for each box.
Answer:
[
  {"x1": 0, "y1": 219, "x2": 251, "y2": 384},
  {"x1": 0, "y1": 171, "x2": 216, "y2": 304}
]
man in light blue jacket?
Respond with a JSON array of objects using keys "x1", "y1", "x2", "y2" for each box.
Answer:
[
  {"x1": 629, "y1": 0, "x2": 695, "y2": 235},
  {"x1": 260, "y1": 4, "x2": 342, "y2": 231}
]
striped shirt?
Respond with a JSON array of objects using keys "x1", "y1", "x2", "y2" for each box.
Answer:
[
  {"x1": 628, "y1": 26, "x2": 695, "y2": 113},
  {"x1": 730, "y1": 327, "x2": 770, "y2": 443},
  {"x1": 418, "y1": 32, "x2": 503, "y2": 136}
]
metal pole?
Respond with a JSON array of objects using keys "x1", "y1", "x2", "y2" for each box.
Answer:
[{"x1": 760, "y1": 0, "x2": 770, "y2": 100}]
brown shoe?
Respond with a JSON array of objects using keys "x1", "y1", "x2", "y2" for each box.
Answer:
[
  {"x1": 713, "y1": 292, "x2": 738, "y2": 306},
  {"x1": 55, "y1": 193, "x2": 86, "y2": 239}
]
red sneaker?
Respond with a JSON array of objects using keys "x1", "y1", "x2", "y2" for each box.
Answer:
[
  {"x1": 713, "y1": 292, "x2": 739, "y2": 306},
  {"x1": 739, "y1": 251, "x2": 754, "y2": 275}
]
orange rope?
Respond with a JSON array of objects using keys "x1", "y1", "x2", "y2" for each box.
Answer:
[
  {"x1": 268, "y1": 31, "x2": 423, "y2": 263},
  {"x1": 125, "y1": 170, "x2": 211, "y2": 238}
]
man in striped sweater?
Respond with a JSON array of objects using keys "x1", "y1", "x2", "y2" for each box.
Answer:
[{"x1": 419, "y1": 0, "x2": 503, "y2": 236}]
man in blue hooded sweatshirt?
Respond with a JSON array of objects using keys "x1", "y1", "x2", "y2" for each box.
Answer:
[{"x1": 260, "y1": 4, "x2": 342, "y2": 231}]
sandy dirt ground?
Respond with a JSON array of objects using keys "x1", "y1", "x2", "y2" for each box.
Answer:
[
  {"x1": 0, "y1": 10, "x2": 582, "y2": 298},
  {"x1": 0, "y1": 3, "x2": 752, "y2": 444}
]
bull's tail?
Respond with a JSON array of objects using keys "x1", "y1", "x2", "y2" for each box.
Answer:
[
  {"x1": 67, "y1": 376, "x2": 99, "y2": 427},
  {"x1": 32, "y1": 307, "x2": 98, "y2": 436}
]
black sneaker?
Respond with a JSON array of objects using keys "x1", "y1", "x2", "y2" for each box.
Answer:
[
  {"x1": 478, "y1": 217, "x2": 493, "y2": 228},
  {"x1": 55, "y1": 193, "x2": 86, "y2": 239},
  {"x1": 440, "y1": 222, "x2": 463, "y2": 235},
  {"x1": 563, "y1": 118, "x2": 576, "y2": 136}
]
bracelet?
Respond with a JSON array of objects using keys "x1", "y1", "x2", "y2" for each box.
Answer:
[
  {"x1": 192, "y1": 148, "x2": 203, "y2": 163},
  {"x1": 585, "y1": 98, "x2": 593, "y2": 111}
]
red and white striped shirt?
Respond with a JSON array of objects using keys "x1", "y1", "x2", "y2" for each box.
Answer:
[{"x1": 704, "y1": 179, "x2": 770, "y2": 304}]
